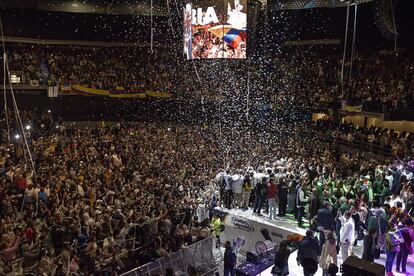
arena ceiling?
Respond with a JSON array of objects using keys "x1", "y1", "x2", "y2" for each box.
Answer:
[{"x1": 1, "y1": 0, "x2": 374, "y2": 16}]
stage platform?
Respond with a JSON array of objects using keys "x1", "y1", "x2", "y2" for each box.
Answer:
[{"x1": 215, "y1": 207, "x2": 414, "y2": 276}]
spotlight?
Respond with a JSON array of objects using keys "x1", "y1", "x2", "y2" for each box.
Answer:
[
  {"x1": 168, "y1": 128, "x2": 171, "y2": 131},
  {"x1": 47, "y1": 110, "x2": 51, "y2": 113},
  {"x1": 25, "y1": 125, "x2": 31, "y2": 130},
  {"x1": 15, "y1": 134, "x2": 20, "y2": 140}
]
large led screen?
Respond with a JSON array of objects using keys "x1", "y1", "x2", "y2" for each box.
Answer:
[{"x1": 183, "y1": 0, "x2": 247, "y2": 59}]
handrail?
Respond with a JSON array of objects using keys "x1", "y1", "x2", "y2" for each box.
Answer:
[{"x1": 320, "y1": 136, "x2": 393, "y2": 156}]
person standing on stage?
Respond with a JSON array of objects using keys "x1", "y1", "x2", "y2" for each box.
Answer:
[
  {"x1": 339, "y1": 211, "x2": 355, "y2": 262},
  {"x1": 232, "y1": 170, "x2": 244, "y2": 209},
  {"x1": 253, "y1": 177, "x2": 267, "y2": 216},
  {"x1": 241, "y1": 172, "x2": 253, "y2": 210},
  {"x1": 264, "y1": 168, "x2": 273, "y2": 213},
  {"x1": 252, "y1": 167, "x2": 265, "y2": 212},
  {"x1": 267, "y1": 175, "x2": 278, "y2": 220},
  {"x1": 287, "y1": 174, "x2": 296, "y2": 214},
  {"x1": 253, "y1": 167, "x2": 266, "y2": 188},
  {"x1": 278, "y1": 176, "x2": 288, "y2": 217},
  {"x1": 224, "y1": 241, "x2": 237, "y2": 276},
  {"x1": 297, "y1": 230, "x2": 320, "y2": 276},
  {"x1": 215, "y1": 169, "x2": 226, "y2": 203},
  {"x1": 316, "y1": 202, "x2": 335, "y2": 249},
  {"x1": 223, "y1": 170, "x2": 233, "y2": 209},
  {"x1": 295, "y1": 181, "x2": 308, "y2": 227},
  {"x1": 308, "y1": 188, "x2": 319, "y2": 221}
]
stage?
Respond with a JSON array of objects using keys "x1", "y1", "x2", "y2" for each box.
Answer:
[{"x1": 215, "y1": 207, "x2": 414, "y2": 276}]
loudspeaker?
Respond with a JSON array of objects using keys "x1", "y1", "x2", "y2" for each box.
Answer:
[{"x1": 341, "y1": 256, "x2": 385, "y2": 276}]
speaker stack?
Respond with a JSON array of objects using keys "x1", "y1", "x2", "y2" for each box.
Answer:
[{"x1": 341, "y1": 256, "x2": 385, "y2": 276}]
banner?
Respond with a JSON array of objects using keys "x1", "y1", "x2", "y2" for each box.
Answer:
[
  {"x1": 72, "y1": 85, "x2": 172, "y2": 98},
  {"x1": 342, "y1": 102, "x2": 363, "y2": 112}
]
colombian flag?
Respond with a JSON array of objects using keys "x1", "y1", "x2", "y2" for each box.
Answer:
[{"x1": 223, "y1": 28, "x2": 246, "y2": 48}]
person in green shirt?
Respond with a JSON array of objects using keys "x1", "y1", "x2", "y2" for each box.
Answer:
[
  {"x1": 210, "y1": 214, "x2": 222, "y2": 248},
  {"x1": 377, "y1": 184, "x2": 390, "y2": 205}
]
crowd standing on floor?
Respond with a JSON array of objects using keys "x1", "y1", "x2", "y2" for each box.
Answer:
[{"x1": 0, "y1": 116, "x2": 223, "y2": 275}]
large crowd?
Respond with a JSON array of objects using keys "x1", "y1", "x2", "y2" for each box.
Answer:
[
  {"x1": 2, "y1": 42, "x2": 414, "y2": 276},
  {"x1": 1, "y1": 104, "x2": 414, "y2": 275},
  {"x1": 6, "y1": 45, "x2": 414, "y2": 112},
  {"x1": 274, "y1": 49, "x2": 414, "y2": 112},
  {"x1": 0, "y1": 112, "x2": 223, "y2": 275},
  {"x1": 316, "y1": 119, "x2": 414, "y2": 157},
  {"x1": 7, "y1": 46, "x2": 175, "y2": 92}
]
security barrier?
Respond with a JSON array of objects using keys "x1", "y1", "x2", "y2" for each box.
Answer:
[{"x1": 120, "y1": 236, "x2": 216, "y2": 276}]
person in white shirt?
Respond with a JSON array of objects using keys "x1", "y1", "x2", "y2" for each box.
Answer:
[
  {"x1": 402, "y1": 168, "x2": 413, "y2": 181},
  {"x1": 339, "y1": 211, "x2": 355, "y2": 262},
  {"x1": 215, "y1": 170, "x2": 226, "y2": 203},
  {"x1": 253, "y1": 168, "x2": 266, "y2": 188},
  {"x1": 390, "y1": 194, "x2": 405, "y2": 210},
  {"x1": 232, "y1": 170, "x2": 244, "y2": 208},
  {"x1": 385, "y1": 170, "x2": 394, "y2": 190}
]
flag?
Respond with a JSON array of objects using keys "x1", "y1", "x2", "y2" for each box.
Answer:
[
  {"x1": 223, "y1": 28, "x2": 246, "y2": 48},
  {"x1": 208, "y1": 25, "x2": 233, "y2": 39}
]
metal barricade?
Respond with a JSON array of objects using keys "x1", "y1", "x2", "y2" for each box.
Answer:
[{"x1": 121, "y1": 236, "x2": 215, "y2": 276}]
